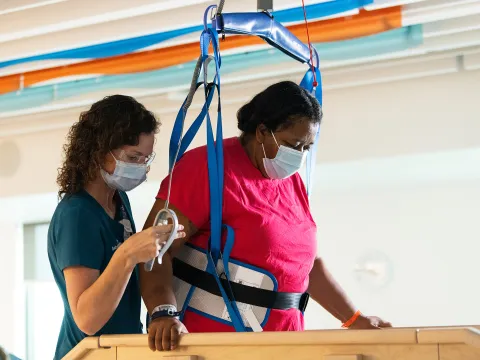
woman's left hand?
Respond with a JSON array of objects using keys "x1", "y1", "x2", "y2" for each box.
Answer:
[{"x1": 349, "y1": 315, "x2": 392, "y2": 329}]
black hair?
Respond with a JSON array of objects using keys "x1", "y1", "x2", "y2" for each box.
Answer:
[
  {"x1": 57, "y1": 95, "x2": 160, "y2": 197},
  {"x1": 237, "y1": 81, "x2": 322, "y2": 134}
]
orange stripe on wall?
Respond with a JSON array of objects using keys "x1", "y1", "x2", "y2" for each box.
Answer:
[{"x1": 0, "y1": 7, "x2": 401, "y2": 95}]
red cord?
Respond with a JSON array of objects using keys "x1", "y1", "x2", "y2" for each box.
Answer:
[{"x1": 301, "y1": 0, "x2": 318, "y2": 87}]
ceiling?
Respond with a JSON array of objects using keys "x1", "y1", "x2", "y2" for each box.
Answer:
[
  {"x1": 1, "y1": 0, "x2": 479, "y2": 71},
  {"x1": 0, "y1": 0, "x2": 479, "y2": 130}
]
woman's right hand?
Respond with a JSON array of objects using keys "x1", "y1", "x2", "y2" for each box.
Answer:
[
  {"x1": 148, "y1": 317, "x2": 188, "y2": 351},
  {"x1": 121, "y1": 224, "x2": 185, "y2": 266}
]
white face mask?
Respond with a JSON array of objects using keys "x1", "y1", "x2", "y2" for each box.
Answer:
[
  {"x1": 262, "y1": 132, "x2": 308, "y2": 179},
  {"x1": 101, "y1": 152, "x2": 147, "y2": 192}
]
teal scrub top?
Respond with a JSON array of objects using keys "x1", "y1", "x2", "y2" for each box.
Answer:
[{"x1": 47, "y1": 189, "x2": 142, "y2": 360}]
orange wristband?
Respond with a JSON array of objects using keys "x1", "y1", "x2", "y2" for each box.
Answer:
[{"x1": 341, "y1": 310, "x2": 361, "y2": 328}]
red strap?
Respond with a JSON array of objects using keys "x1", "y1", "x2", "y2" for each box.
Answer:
[{"x1": 301, "y1": 0, "x2": 318, "y2": 87}]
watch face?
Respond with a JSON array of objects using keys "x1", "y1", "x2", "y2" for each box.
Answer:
[{"x1": 353, "y1": 250, "x2": 394, "y2": 291}]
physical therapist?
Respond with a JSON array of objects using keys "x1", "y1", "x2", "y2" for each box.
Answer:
[{"x1": 47, "y1": 95, "x2": 185, "y2": 359}]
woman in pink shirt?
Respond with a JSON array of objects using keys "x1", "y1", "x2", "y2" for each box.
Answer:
[{"x1": 140, "y1": 81, "x2": 391, "y2": 352}]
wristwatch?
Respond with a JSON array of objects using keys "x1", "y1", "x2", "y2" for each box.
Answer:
[{"x1": 150, "y1": 304, "x2": 181, "y2": 322}]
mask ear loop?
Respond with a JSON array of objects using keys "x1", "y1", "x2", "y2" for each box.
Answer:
[
  {"x1": 100, "y1": 152, "x2": 119, "y2": 185},
  {"x1": 262, "y1": 131, "x2": 280, "y2": 161},
  {"x1": 270, "y1": 130, "x2": 280, "y2": 148},
  {"x1": 109, "y1": 151, "x2": 124, "y2": 169},
  {"x1": 261, "y1": 143, "x2": 267, "y2": 159}
]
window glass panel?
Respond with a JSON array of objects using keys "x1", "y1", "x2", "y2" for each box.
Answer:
[{"x1": 24, "y1": 223, "x2": 62, "y2": 360}]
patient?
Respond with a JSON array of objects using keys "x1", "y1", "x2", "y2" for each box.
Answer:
[{"x1": 140, "y1": 81, "x2": 392, "y2": 352}]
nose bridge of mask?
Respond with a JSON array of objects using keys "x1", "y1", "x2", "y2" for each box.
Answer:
[
  {"x1": 111, "y1": 151, "x2": 147, "y2": 179},
  {"x1": 277, "y1": 145, "x2": 306, "y2": 164},
  {"x1": 115, "y1": 161, "x2": 147, "y2": 179},
  {"x1": 269, "y1": 132, "x2": 306, "y2": 164}
]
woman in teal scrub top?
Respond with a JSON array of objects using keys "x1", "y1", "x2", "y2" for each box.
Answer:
[{"x1": 47, "y1": 95, "x2": 186, "y2": 360}]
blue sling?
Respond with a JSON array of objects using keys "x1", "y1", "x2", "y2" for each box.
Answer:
[{"x1": 156, "y1": 3, "x2": 323, "y2": 331}]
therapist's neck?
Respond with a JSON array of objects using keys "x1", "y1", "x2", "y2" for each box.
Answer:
[{"x1": 85, "y1": 177, "x2": 116, "y2": 210}]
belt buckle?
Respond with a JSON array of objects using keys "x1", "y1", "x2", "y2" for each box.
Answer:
[{"x1": 299, "y1": 292, "x2": 310, "y2": 313}]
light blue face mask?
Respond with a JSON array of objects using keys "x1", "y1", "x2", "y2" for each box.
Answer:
[
  {"x1": 101, "y1": 152, "x2": 147, "y2": 192},
  {"x1": 262, "y1": 132, "x2": 307, "y2": 179}
]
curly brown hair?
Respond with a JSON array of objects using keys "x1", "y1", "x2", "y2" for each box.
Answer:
[{"x1": 57, "y1": 95, "x2": 160, "y2": 198}]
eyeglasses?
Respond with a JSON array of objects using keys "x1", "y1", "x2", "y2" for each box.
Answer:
[{"x1": 116, "y1": 150, "x2": 156, "y2": 166}]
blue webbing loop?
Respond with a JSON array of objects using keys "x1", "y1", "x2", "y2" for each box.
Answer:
[
  {"x1": 300, "y1": 47, "x2": 321, "y2": 197},
  {"x1": 168, "y1": 13, "x2": 248, "y2": 330},
  {"x1": 202, "y1": 24, "x2": 247, "y2": 331},
  {"x1": 203, "y1": 5, "x2": 217, "y2": 31},
  {"x1": 205, "y1": 224, "x2": 247, "y2": 332},
  {"x1": 169, "y1": 82, "x2": 217, "y2": 170}
]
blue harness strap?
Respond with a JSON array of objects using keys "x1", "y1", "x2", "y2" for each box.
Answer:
[
  {"x1": 299, "y1": 48, "x2": 322, "y2": 196},
  {"x1": 169, "y1": 81, "x2": 217, "y2": 169},
  {"x1": 202, "y1": 25, "x2": 248, "y2": 332},
  {"x1": 168, "y1": 10, "x2": 248, "y2": 330},
  {"x1": 168, "y1": 3, "x2": 323, "y2": 331}
]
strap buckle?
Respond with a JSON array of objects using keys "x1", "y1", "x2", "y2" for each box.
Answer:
[{"x1": 299, "y1": 292, "x2": 310, "y2": 313}]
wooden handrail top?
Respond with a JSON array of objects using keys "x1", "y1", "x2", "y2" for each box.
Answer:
[{"x1": 96, "y1": 326, "x2": 480, "y2": 348}]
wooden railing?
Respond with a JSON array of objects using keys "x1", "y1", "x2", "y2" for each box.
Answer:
[{"x1": 64, "y1": 326, "x2": 480, "y2": 360}]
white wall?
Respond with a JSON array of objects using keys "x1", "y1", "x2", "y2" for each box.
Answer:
[
  {"x1": 305, "y1": 152, "x2": 480, "y2": 329},
  {"x1": 1, "y1": 69, "x2": 480, "y2": 356},
  {"x1": 2, "y1": 68, "x2": 480, "y2": 197}
]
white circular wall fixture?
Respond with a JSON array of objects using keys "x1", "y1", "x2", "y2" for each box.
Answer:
[{"x1": 353, "y1": 250, "x2": 394, "y2": 291}]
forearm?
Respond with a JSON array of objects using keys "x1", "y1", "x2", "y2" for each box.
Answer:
[
  {"x1": 75, "y1": 248, "x2": 135, "y2": 335},
  {"x1": 308, "y1": 257, "x2": 356, "y2": 323},
  {"x1": 141, "y1": 199, "x2": 195, "y2": 314},
  {"x1": 140, "y1": 252, "x2": 177, "y2": 314}
]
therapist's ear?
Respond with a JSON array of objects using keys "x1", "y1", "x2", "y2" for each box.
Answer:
[{"x1": 102, "y1": 151, "x2": 116, "y2": 175}]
